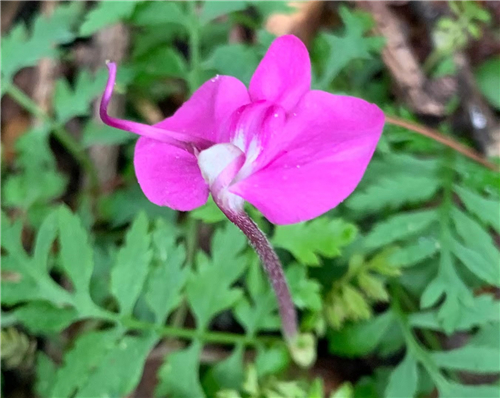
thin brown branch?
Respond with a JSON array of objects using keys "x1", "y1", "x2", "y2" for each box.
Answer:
[{"x1": 386, "y1": 116, "x2": 499, "y2": 171}]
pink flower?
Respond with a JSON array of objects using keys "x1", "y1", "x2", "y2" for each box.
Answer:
[{"x1": 100, "y1": 35, "x2": 385, "y2": 225}]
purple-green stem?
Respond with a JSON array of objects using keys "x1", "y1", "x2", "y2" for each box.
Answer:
[{"x1": 218, "y1": 206, "x2": 298, "y2": 342}]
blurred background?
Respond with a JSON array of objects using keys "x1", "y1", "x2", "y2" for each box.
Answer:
[{"x1": 1, "y1": 1, "x2": 499, "y2": 398}]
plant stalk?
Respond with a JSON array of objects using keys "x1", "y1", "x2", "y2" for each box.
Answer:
[{"x1": 219, "y1": 206, "x2": 298, "y2": 343}]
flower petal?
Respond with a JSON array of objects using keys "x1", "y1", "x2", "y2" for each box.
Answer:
[
  {"x1": 101, "y1": 62, "x2": 208, "y2": 152},
  {"x1": 249, "y1": 35, "x2": 311, "y2": 112},
  {"x1": 134, "y1": 137, "x2": 208, "y2": 211},
  {"x1": 156, "y1": 75, "x2": 250, "y2": 143},
  {"x1": 230, "y1": 91, "x2": 385, "y2": 224}
]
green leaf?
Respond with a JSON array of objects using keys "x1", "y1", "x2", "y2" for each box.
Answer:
[
  {"x1": 75, "y1": 333, "x2": 157, "y2": 398},
  {"x1": 50, "y1": 329, "x2": 123, "y2": 397},
  {"x1": 255, "y1": 344, "x2": 290, "y2": 377},
  {"x1": 286, "y1": 264, "x2": 322, "y2": 311},
  {"x1": 156, "y1": 341, "x2": 205, "y2": 398},
  {"x1": 190, "y1": 196, "x2": 226, "y2": 223},
  {"x1": 200, "y1": 1, "x2": 247, "y2": 24},
  {"x1": 348, "y1": 175, "x2": 440, "y2": 213},
  {"x1": 234, "y1": 261, "x2": 280, "y2": 335},
  {"x1": 475, "y1": 56, "x2": 500, "y2": 110},
  {"x1": 432, "y1": 345, "x2": 500, "y2": 373},
  {"x1": 364, "y1": 210, "x2": 438, "y2": 250},
  {"x1": 3, "y1": 127, "x2": 67, "y2": 212},
  {"x1": 1, "y1": 3, "x2": 82, "y2": 83},
  {"x1": 54, "y1": 69, "x2": 108, "y2": 123},
  {"x1": 316, "y1": 7, "x2": 384, "y2": 88},
  {"x1": 328, "y1": 311, "x2": 395, "y2": 357},
  {"x1": 131, "y1": 1, "x2": 186, "y2": 26},
  {"x1": 385, "y1": 353, "x2": 418, "y2": 398},
  {"x1": 33, "y1": 211, "x2": 58, "y2": 273},
  {"x1": 451, "y1": 239, "x2": 500, "y2": 286},
  {"x1": 98, "y1": 184, "x2": 175, "y2": 227},
  {"x1": 133, "y1": 47, "x2": 187, "y2": 79},
  {"x1": 81, "y1": 120, "x2": 135, "y2": 147},
  {"x1": 440, "y1": 382, "x2": 500, "y2": 398},
  {"x1": 273, "y1": 218, "x2": 357, "y2": 266},
  {"x1": 79, "y1": 1, "x2": 138, "y2": 37},
  {"x1": 35, "y1": 352, "x2": 57, "y2": 398},
  {"x1": 204, "y1": 345, "x2": 245, "y2": 392},
  {"x1": 14, "y1": 301, "x2": 77, "y2": 334},
  {"x1": 145, "y1": 220, "x2": 188, "y2": 324},
  {"x1": 389, "y1": 238, "x2": 439, "y2": 268},
  {"x1": 111, "y1": 212, "x2": 152, "y2": 316},
  {"x1": 454, "y1": 185, "x2": 500, "y2": 233},
  {"x1": 186, "y1": 224, "x2": 247, "y2": 329},
  {"x1": 58, "y1": 206, "x2": 94, "y2": 306},
  {"x1": 357, "y1": 273, "x2": 389, "y2": 302},
  {"x1": 203, "y1": 44, "x2": 259, "y2": 85},
  {"x1": 451, "y1": 207, "x2": 500, "y2": 275},
  {"x1": 341, "y1": 285, "x2": 372, "y2": 320},
  {"x1": 411, "y1": 294, "x2": 499, "y2": 331},
  {"x1": 330, "y1": 382, "x2": 354, "y2": 398}
]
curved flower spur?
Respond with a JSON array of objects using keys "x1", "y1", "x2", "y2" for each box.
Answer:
[{"x1": 100, "y1": 35, "x2": 385, "y2": 346}]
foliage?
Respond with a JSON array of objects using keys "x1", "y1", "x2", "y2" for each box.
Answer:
[{"x1": 1, "y1": 1, "x2": 499, "y2": 398}]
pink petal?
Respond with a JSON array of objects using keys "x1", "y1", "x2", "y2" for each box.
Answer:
[
  {"x1": 156, "y1": 75, "x2": 250, "y2": 143},
  {"x1": 134, "y1": 137, "x2": 208, "y2": 211},
  {"x1": 230, "y1": 91, "x2": 385, "y2": 224},
  {"x1": 249, "y1": 35, "x2": 311, "y2": 112},
  {"x1": 101, "y1": 62, "x2": 210, "y2": 152}
]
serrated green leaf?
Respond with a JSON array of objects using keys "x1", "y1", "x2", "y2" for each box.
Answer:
[
  {"x1": 33, "y1": 210, "x2": 58, "y2": 272},
  {"x1": 385, "y1": 353, "x2": 418, "y2": 398},
  {"x1": 14, "y1": 301, "x2": 77, "y2": 334},
  {"x1": 439, "y1": 382, "x2": 500, "y2": 398},
  {"x1": 133, "y1": 47, "x2": 187, "y2": 79},
  {"x1": 357, "y1": 273, "x2": 388, "y2": 302},
  {"x1": 35, "y1": 352, "x2": 57, "y2": 398},
  {"x1": 98, "y1": 184, "x2": 175, "y2": 227},
  {"x1": 348, "y1": 175, "x2": 440, "y2": 213},
  {"x1": 203, "y1": 44, "x2": 259, "y2": 85},
  {"x1": 190, "y1": 196, "x2": 226, "y2": 223},
  {"x1": 156, "y1": 340, "x2": 205, "y2": 398},
  {"x1": 432, "y1": 345, "x2": 500, "y2": 373},
  {"x1": 131, "y1": 1, "x2": 186, "y2": 26},
  {"x1": 75, "y1": 333, "x2": 157, "y2": 398},
  {"x1": 54, "y1": 69, "x2": 108, "y2": 123},
  {"x1": 452, "y1": 207, "x2": 500, "y2": 271},
  {"x1": 3, "y1": 127, "x2": 67, "y2": 211},
  {"x1": 454, "y1": 185, "x2": 500, "y2": 233},
  {"x1": 235, "y1": 262, "x2": 280, "y2": 335},
  {"x1": 273, "y1": 218, "x2": 357, "y2": 266},
  {"x1": 145, "y1": 220, "x2": 187, "y2": 324},
  {"x1": 1, "y1": 3, "x2": 82, "y2": 83},
  {"x1": 316, "y1": 7, "x2": 384, "y2": 88},
  {"x1": 411, "y1": 294, "x2": 499, "y2": 331},
  {"x1": 328, "y1": 311, "x2": 394, "y2": 357},
  {"x1": 341, "y1": 285, "x2": 372, "y2": 320},
  {"x1": 111, "y1": 212, "x2": 152, "y2": 316},
  {"x1": 79, "y1": 1, "x2": 138, "y2": 37},
  {"x1": 58, "y1": 206, "x2": 94, "y2": 306},
  {"x1": 364, "y1": 210, "x2": 438, "y2": 250},
  {"x1": 200, "y1": 1, "x2": 247, "y2": 23},
  {"x1": 452, "y1": 239, "x2": 500, "y2": 286},
  {"x1": 286, "y1": 264, "x2": 322, "y2": 311},
  {"x1": 204, "y1": 345, "x2": 245, "y2": 392},
  {"x1": 255, "y1": 344, "x2": 290, "y2": 377},
  {"x1": 389, "y1": 238, "x2": 439, "y2": 268},
  {"x1": 50, "y1": 329, "x2": 123, "y2": 397},
  {"x1": 187, "y1": 224, "x2": 247, "y2": 329},
  {"x1": 474, "y1": 56, "x2": 500, "y2": 110}
]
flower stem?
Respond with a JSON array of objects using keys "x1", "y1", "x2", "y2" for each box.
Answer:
[{"x1": 220, "y1": 207, "x2": 298, "y2": 342}]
